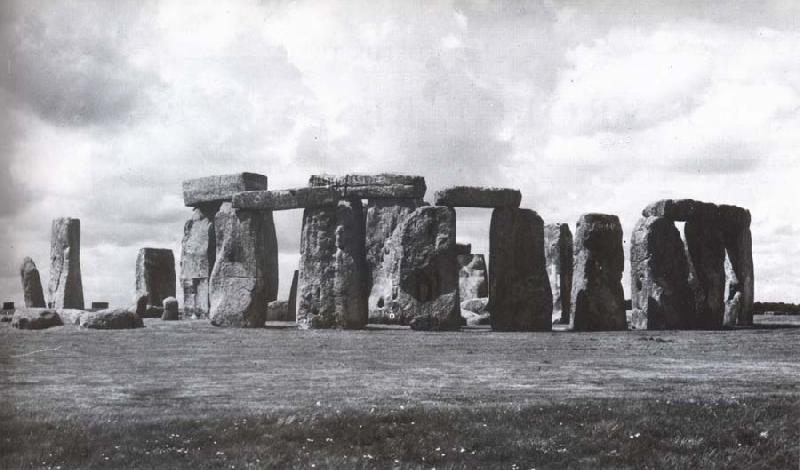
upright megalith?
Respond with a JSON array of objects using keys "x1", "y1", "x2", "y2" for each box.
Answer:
[
  {"x1": 288, "y1": 269, "x2": 299, "y2": 321},
  {"x1": 544, "y1": 223, "x2": 573, "y2": 324},
  {"x1": 630, "y1": 216, "x2": 694, "y2": 329},
  {"x1": 719, "y1": 205, "x2": 754, "y2": 326},
  {"x1": 570, "y1": 214, "x2": 626, "y2": 331},
  {"x1": 458, "y1": 253, "x2": 488, "y2": 301},
  {"x1": 684, "y1": 217, "x2": 726, "y2": 329},
  {"x1": 488, "y1": 208, "x2": 552, "y2": 331},
  {"x1": 48, "y1": 217, "x2": 84, "y2": 310},
  {"x1": 135, "y1": 248, "x2": 176, "y2": 318},
  {"x1": 209, "y1": 202, "x2": 279, "y2": 327},
  {"x1": 20, "y1": 257, "x2": 46, "y2": 308},
  {"x1": 297, "y1": 200, "x2": 368, "y2": 329},
  {"x1": 180, "y1": 206, "x2": 216, "y2": 318}
]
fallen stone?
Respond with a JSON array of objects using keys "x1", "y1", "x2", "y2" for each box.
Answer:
[
  {"x1": 544, "y1": 223, "x2": 573, "y2": 325},
  {"x1": 80, "y1": 308, "x2": 144, "y2": 329},
  {"x1": 288, "y1": 269, "x2": 298, "y2": 322},
  {"x1": 310, "y1": 174, "x2": 426, "y2": 199},
  {"x1": 135, "y1": 248, "x2": 176, "y2": 318},
  {"x1": 48, "y1": 217, "x2": 84, "y2": 310},
  {"x1": 641, "y1": 199, "x2": 719, "y2": 221},
  {"x1": 161, "y1": 297, "x2": 179, "y2": 321},
  {"x1": 455, "y1": 243, "x2": 472, "y2": 256},
  {"x1": 232, "y1": 187, "x2": 339, "y2": 211},
  {"x1": 434, "y1": 186, "x2": 521, "y2": 208},
  {"x1": 461, "y1": 297, "x2": 489, "y2": 315},
  {"x1": 488, "y1": 208, "x2": 552, "y2": 331},
  {"x1": 180, "y1": 207, "x2": 216, "y2": 319},
  {"x1": 58, "y1": 309, "x2": 84, "y2": 326},
  {"x1": 630, "y1": 216, "x2": 694, "y2": 329},
  {"x1": 570, "y1": 214, "x2": 627, "y2": 331},
  {"x1": 266, "y1": 300, "x2": 290, "y2": 321},
  {"x1": 20, "y1": 257, "x2": 46, "y2": 308},
  {"x1": 458, "y1": 254, "x2": 488, "y2": 301},
  {"x1": 11, "y1": 309, "x2": 63, "y2": 330},
  {"x1": 685, "y1": 219, "x2": 726, "y2": 329},
  {"x1": 183, "y1": 173, "x2": 268, "y2": 207}
]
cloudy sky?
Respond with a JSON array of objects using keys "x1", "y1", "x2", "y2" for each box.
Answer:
[{"x1": 1, "y1": 0, "x2": 799, "y2": 307}]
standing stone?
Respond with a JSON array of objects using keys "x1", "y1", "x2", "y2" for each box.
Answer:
[
  {"x1": 180, "y1": 207, "x2": 216, "y2": 319},
  {"x1": 570, "y1": 214, "x2": 626, "y2": 331},
  {"x1": 719, "y1": 206, "x2": 754, "y2": 326},
  {"x1": 48, "y1": 217, "x2": 84, "y2": 310},
  {"x1": 209, "y1": 203, "x2": 279, "y2": 327},
  {"x1": 544, "y1": 223, "x2": 573, "y2": 324},
  {"x1": 684, "y1": 218, "x2": 726, "y2": 329},
  {"x1": 288, "y1": 269, "x2": 299, "y2": 322},
  {"x1": 20, "y1": 257, "x2": 46, "y2": 308},
  {"x1": 488, "y1": 208, "x2": 552, "y2": 331},
  {"x1": 297, "y1": 200, "x2": 368, "y2": 329},
  {"x1": 630, "y1": 216, "x2": 694, "y2": 329},
  {"x1": 457, "y1": 254, "x2": 488, "y2": 301},
  {"x1": 135, "y1": 248, "x2": 176, "y2": 318},
  {"x1": 161, "y1": 297, "x2": 179, "y2": 321}
]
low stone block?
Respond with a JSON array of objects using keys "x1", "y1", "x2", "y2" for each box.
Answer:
[
  {"x1": 90, "y1": 302, "x2": 109, "y2": 310},
  {"x1": 183, "y1": 173, "x2": 268, "y2": 207},
  {"x1": 80, "y1": 308, "x2": 144, "y2": 329},
  {"x1": 266, "y1": 300, "x2": 290, "y2": 321},
  {"x1": 161, "y1": 297, "x2": 179, "y2": 320},
  {"x1": 11, "y1": 309, "x2": 63, "y2": 330},
  {"x1": 434, "y1": 186, "x2": 521, "y2": 208},
  {"x1": 233, "y1": 187, "x2": 339, "y2": 211}
]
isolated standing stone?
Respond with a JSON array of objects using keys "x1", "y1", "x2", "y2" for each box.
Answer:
[
  {"x1": 20, "y1": 257, "x2": 46, "y2": 308},
  {"x1": 135, "y1": 248, "x2": 176, "y2": 318},
  {"x1": 488, "y1": 208, "x2": 552, "y2": 331},
  {"x1": 180, "y1": 207, "x2": 216, "y2": 318},
  {"x1": 544, "y1": 223, "x2": 573, "y2": 324},
  {"x1": 630, "y1": 216, "x2": 694, "y2": 329},
  {"x1": 48, "y1": 217, "x2": 84, "y2": 310},
  {"x1": 458, "y1": 254, "x2": 488, "y2": 301},
  {"x1": 684, "y1": 219, "x2": 726, "y2": 329},
  {"x1": 161, "y1": 297, "x2": 179, "y2": 321},
  {"x1": 570, "y1": 214, "x2": 626, "y2": 331},
  {"x1": 297, "y1": 200, "x2": 369, "y2": 329}
]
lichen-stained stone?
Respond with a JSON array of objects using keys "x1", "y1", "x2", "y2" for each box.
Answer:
[
  {"x1": 684, "y1": 219, "x2": 726, "y2": 329},
  {"x1": 458, "y1": 254, "x2": 488, "y2": 301},
  {"x1": 434, "y1": 186, "x2": 521, "y2": 208},
  {"x1": 570, "y1": 214, "x2": 627, "y2": 331},
  {"x1": 544, "y1": 223, "x2": 573, "y2": 325},
  {"x1": 183, "y1": 173, "x2": 268, "y2": 207},
  {"x1": 48, "y1": 217, "x2": 84, "y2": 310},
  {"x1": 488, "y1": 208, "x2": 552, "y2": 331},
  {"x1": 20, "y1": 257, "x2": 46, "y2": 308},
  {"x1": 180, "y1": 207, "x2": 216, "y2": 318},
  {"x1": 233, "y1": 187, "x2": 339, "y2": 211},
  {"x1": 297, "y1": 200, "x2": 368, "y2": 329},
  {"x1": 135, "y1": 248, "x2": 176, "y2": 318}
]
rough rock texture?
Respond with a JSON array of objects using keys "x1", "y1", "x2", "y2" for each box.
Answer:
[
  {"x1": 48, "y1": 217, "x2": 84, "y2": 310},
  {"x1": 642, "y1": 199, "x2": 719, "y2": 221},
  {"x1": 266, "y1": 300, "x2": 290, "y2": 321},
  {"x1": 434, "y1": 186, "x2": 521, "y2": 208},
  {"x1": 209, "y1": 203, "x2": 279, "y2": 327},
  {"x1": 684, "y1": 219, "x2": 726, "y2": 329},
  {"x1": 181, "y1": 207, "x2": 216, "y2": 319},
  {"x1": 458, "y1": 254, "x2": 488, "y2": 301},
  {"x1": 297, "y1": 200, "x2": 368, "y2": 329},
  {"x1": 544, "y1": 223, "x2": 573, "y2": 324},
  {"x1": 161, "y1": 297, "x2": 179, "y2": 320},
  {"x1": 233, "y1": 187, "x2": 339, "y2": 211},
  {"x1": 309, "y1": 174, "x2": 426, "y2": 199},
  {"x1": 365, "y1": 199, "x2": 423, "y2": 322},
  {"x1": 183, "y1": 173, "x2": 268, "y2": 207},
  {"x1": 570, "y1": 214, "x2": 627, "y2": 331},
  {"x1": 488, "y1": 208, "x2": 552, "y2": 331},
  {"x1": 720, "y1": 206, "x2": 754, "y2": 326},
  {"x1": 630, "y1": 216, "x2": 694, "y2": 330},
  {"x1": 80, "y1": 309, "x2": 144, "y2": 329},
  {"x1": 461, "y1": 297, "x2": 490, "y2": 326},
  {"x1": 135, "y1": 248, "x2": 176, "y2": 318},
  {"x1": 288, "y1": 269, "x2": 298, "y2": 322},
  {"x1": 11, "y1": 309, "x2": 63, "y2": 330},
  {"x1": 20, "y1": 257, "x2": 46, "y2": 308},
  {"x1": 455, "y1": 243, "x2": 472, "y2": 256},
  {"x1": 58, "y1": 309, "x2": 84, "y2": 326}
]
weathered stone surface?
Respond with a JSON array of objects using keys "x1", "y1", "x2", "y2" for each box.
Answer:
[
  {"x1": 461, "y1": 297, "x2": 489, "y2": 315},
  {"x1": 488, "y1": 208, "x2": 552, "y2": 331},
  {"x1": 80, "y1": 308, "x2": 144, "y2": 329},
  {"x1": 719, "y1": 204, "x2": 751, "y2": 229},
  {"x1": 48, "y1": 217, "x2": 84, "y2": 310},
  {"x1": 461, "y1": 297, "x2": 490, "y2": 326},
  {"x1": 135, "y1": 248, "x2": 176, "y2": 318},
  {"x1": 684, "y1": 219, "x2": 726, "y2": 329},
  {"x1": 20, "y1": 257, "x2": 46, "y2": 308},
  {"x1": 298, "y1": 200, "x2": 369, "y2": 329},
  {"x1": 183, "y1": 173, "x2": 268, "y2": 207},
  {"x1": 630, "y1": 216, "x2": 694, "y2": 330},
  {"x1": 161, "y1": 297, "x2": 179, "y2": 320},
  {"x1": 266, "y1": 300, "x2": 290, "y2": 321},
  {"x1": 723, "y1": 225, "x2": 754, "y2": 326},
  {"x1": 642, "y1": 199, "x2": 719, "y2": 221},
  {"x1": 434, "y1": 186, "x2": 521, "y2": 208},
  {"x1": 288, "y1": 269, "x2": 298, "y2": 322},
  {"x1": 310, "y1": 174, "x2": 426, "y2": 199},
  {"x1": 365, "y1": 199, "x2": 423, "y2": 322},
  {"x1": 58, "y1": 309, "x2": 84, "y2": 326},
  {"x1": 180, "y1": 207, "x2": 216, "y2": 319},
  {"x1": 209, "y1": 203, "x2": 278, "y2": 327},
  {"x1": 544, "y1": 223, "x2": 573, "y2": 325},
  {"x1": 570, "y1": 214, "x2": 626, "y2": 331},
  {"x1": 455, "y1": 243, "x2": 472, "y2": 256},
  {"x1": 458, "y1": 254, "x2": 488, "y2": 301},
  {"x1": 233, "y1": 187, "x2": 339, "y2": 211},
  {"x1": 11, "y1": 309, "x2": 63, "y2": 330}
]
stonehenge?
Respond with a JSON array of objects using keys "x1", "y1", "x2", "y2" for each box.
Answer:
[
  {"x1": 457, "y1": 252, "x2": 488, "y2": 302},
  {"x1": 48, "y1": 217, "x2": 84, "y2": 310},
  {"x1": 162, "y1": 297, "x2": 179, "y2": 320},
  {"x1": 183, "y1": 173, "x2": 268, "y2": 207},
  {"x1": 20, "y1": 257, "x2": 46, "y2": 308},
  {"x1": 434, "y1": 186, "x2": 521, "y2": 208},
  {"x1": 135, "y1": 248, "x2": 176, "y2": 318},
  {"x1": 544, "y1": 223, "x2": 573, "y2": 324},
  {"x1": 181, "y1": 206, "x2": 216, "y2": 318}
]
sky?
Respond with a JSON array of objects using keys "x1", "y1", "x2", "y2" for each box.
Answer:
[{"x1": 1, "y1": 0, "x2": 799, "y2": 308}]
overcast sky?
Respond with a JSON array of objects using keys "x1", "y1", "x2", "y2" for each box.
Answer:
[{"x1": 1, "y1": 0, "x2": 799, "y2": 308}]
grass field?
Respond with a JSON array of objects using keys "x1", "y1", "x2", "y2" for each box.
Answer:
[{"x1": 1, "y1": 316, "x2": 798, "y2": 469}]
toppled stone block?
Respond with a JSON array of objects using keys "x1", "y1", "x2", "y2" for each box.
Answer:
[
  {"x1": 11, "y1": 309, "x2": 63, "y2": 330},
  {"x1": 266, "y1": 300, "x2": 290, "y2": 321},
  {"x1": 48, "y1": 217, "x2": 84, "y2": 310},
  {"x1": 20, "y1": 257, "x2": 46, "y2": 308},
  {"x1": 135, "y1": 248, "x2": 176, "y2": 318},
  {"x1": 80, "y1": 308, "x2": 144, "y2": 329},
  {"x1": 310, "y1": 174, "x2": 426, "y2": 199},
  {"x1": 458, "y1": 254, "x2": 488, "y2": 301},
  {"x1": 183, "y1": 173, "x2": 268, "y2": 207},
  {"x1": 233, "y1": 187, "x2": 339, "y2": 211},
  {"x1": 161, "y1": 297, "x2": 179, "y2": 321},
  {"x1": 544, "y1": 223, "x2": 573, "y2": 325},
  {"x1": 434, "y1": 186, "x2": 521, "y2": 208}
]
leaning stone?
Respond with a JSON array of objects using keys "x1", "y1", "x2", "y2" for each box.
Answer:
[
  {"x1": 183, "y1": 173, "x2": 268, "y2": 207},
  {"x1": 458, "y1": 254, "x2": 488, "y2": 301},
  {"x1": 310, "y1": 174, "x2": 426, "y2": 199},
  {"x1": 642, "y1": 199, "x2": 719, "y2": 221},
  {"x1": 232, "y1": 187, "x2": 339, "y2": 211},
  {"x1": 11, "y1": 309, "x2": 63, "y2": 330},
  {"x1": 161, "y1": 297, "x2": 179, "y2": 321},
  {"x1": 288, "y1": 269, "x2": 298, "y2": 322},
  {"x1": 685, "y1": 219, "x2": 726, "y2": 329},
  {"x1": 135, "y1": 248, "x2": 176, "y2": 318},
  {"x1": 180, "y1": 207, "x2": 216, "y2": 319},
  {"x1": 48, "y1": 217, "x2": 84, "y2": 310},
  {"x1": 630, "y1": 216, "x2": 694, "y2": 329},
  {"x1": 80, "y1": 308, "x2": 144, "y2": 329},
  {"x1": 434, "y1": 186, "x2": 521, "y2": 208},
  {"x1": 488, "y1": 208, "x2": 552, "y2": 331},
  {"x1": 20, "y1": 257, "x2": 46, "y2": 308},
  {"x1": 570, "y1": 214, "x2": 627, "y2": 331},
  {"x1": 544, "y1": 223, "x2": 573, "y2": 325},
  {"x1": 266, "y1": 300, "x2": 290, "y2": 321}
]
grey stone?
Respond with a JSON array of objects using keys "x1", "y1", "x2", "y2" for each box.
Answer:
[
  {"x1": 544, "y1": 223, "x2": 573, "y2": 325},
  {"x1": 183, "y1": 173, "x2": 268, "y2": 207},
  {"x1": 135, "y1": 248, "x2": 176, "y2": 318},
  {"x1": 233, "y1": 187, "x2": 339, "y2": 211},
  {"x1": 455, "y1": 243, "x2": 472, "y2": 256},
  {"x1": 570, "y1": 214, "x2": 626, "y2": 331},
  {"x1": 20, "y1": 257, "x2": 46, "y2": 308},
  {"x1": 685, "y1": 219, "x2": 726, "y2": 329},
  {"x1": 434, "y1": 186, "x2": 521, "y2": 208},
  {"x1": 266, "y1": 300, "x2": 290, "y2": 321},
  {"x1": 48, "y1": 217, "x2": 84, "y2": 310},
  {"x1": 161, "y1": 297, "x2": 179, "y2": 320},
  {"x1": 488, "y1": 208, "x2": 552, "y2": 331},
  {"x1": 180, "y1": 207, "x2": 216, "y2": 319},
  {"x1": 723, "y1": 225, "x2": 754, "y2": 326},
  {"x1": 11, "y1": 309, "x2": 63, "y2": 330},
  {"x1": 461, "y1": 297, "x2": 490, "y2": 325},
  {"x1": 297, "y1": 200, "x2": 369, "y2": 329},
  {"x1": 630, "y1": 216, "x2": 694, "y2": 330},
  {"x1": 58, "y1": 308, "x2": 84, "y2": 326},
  {"x1": 80, "y1": 308, "x2": 144, "y2": 329},
  {"x1": 310, "y1": 174, "x2": 426, "y2": 199},
  {"x1": 642, "y1": 199, "x2": 719, "y2": 221},
  {"x1": 458, "y1": 254, "x2": 488, "y2": 301},
  {"x1": 288, "y1": 269, "x2": 298, "y2": 322},
  {"x1": 90, "y1": 302, "x2": 109, "y2": 310}
]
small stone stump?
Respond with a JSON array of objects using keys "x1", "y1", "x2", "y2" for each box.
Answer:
[{"x1": 161, "y1": 297, "x2": 179, "y2": 321}]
